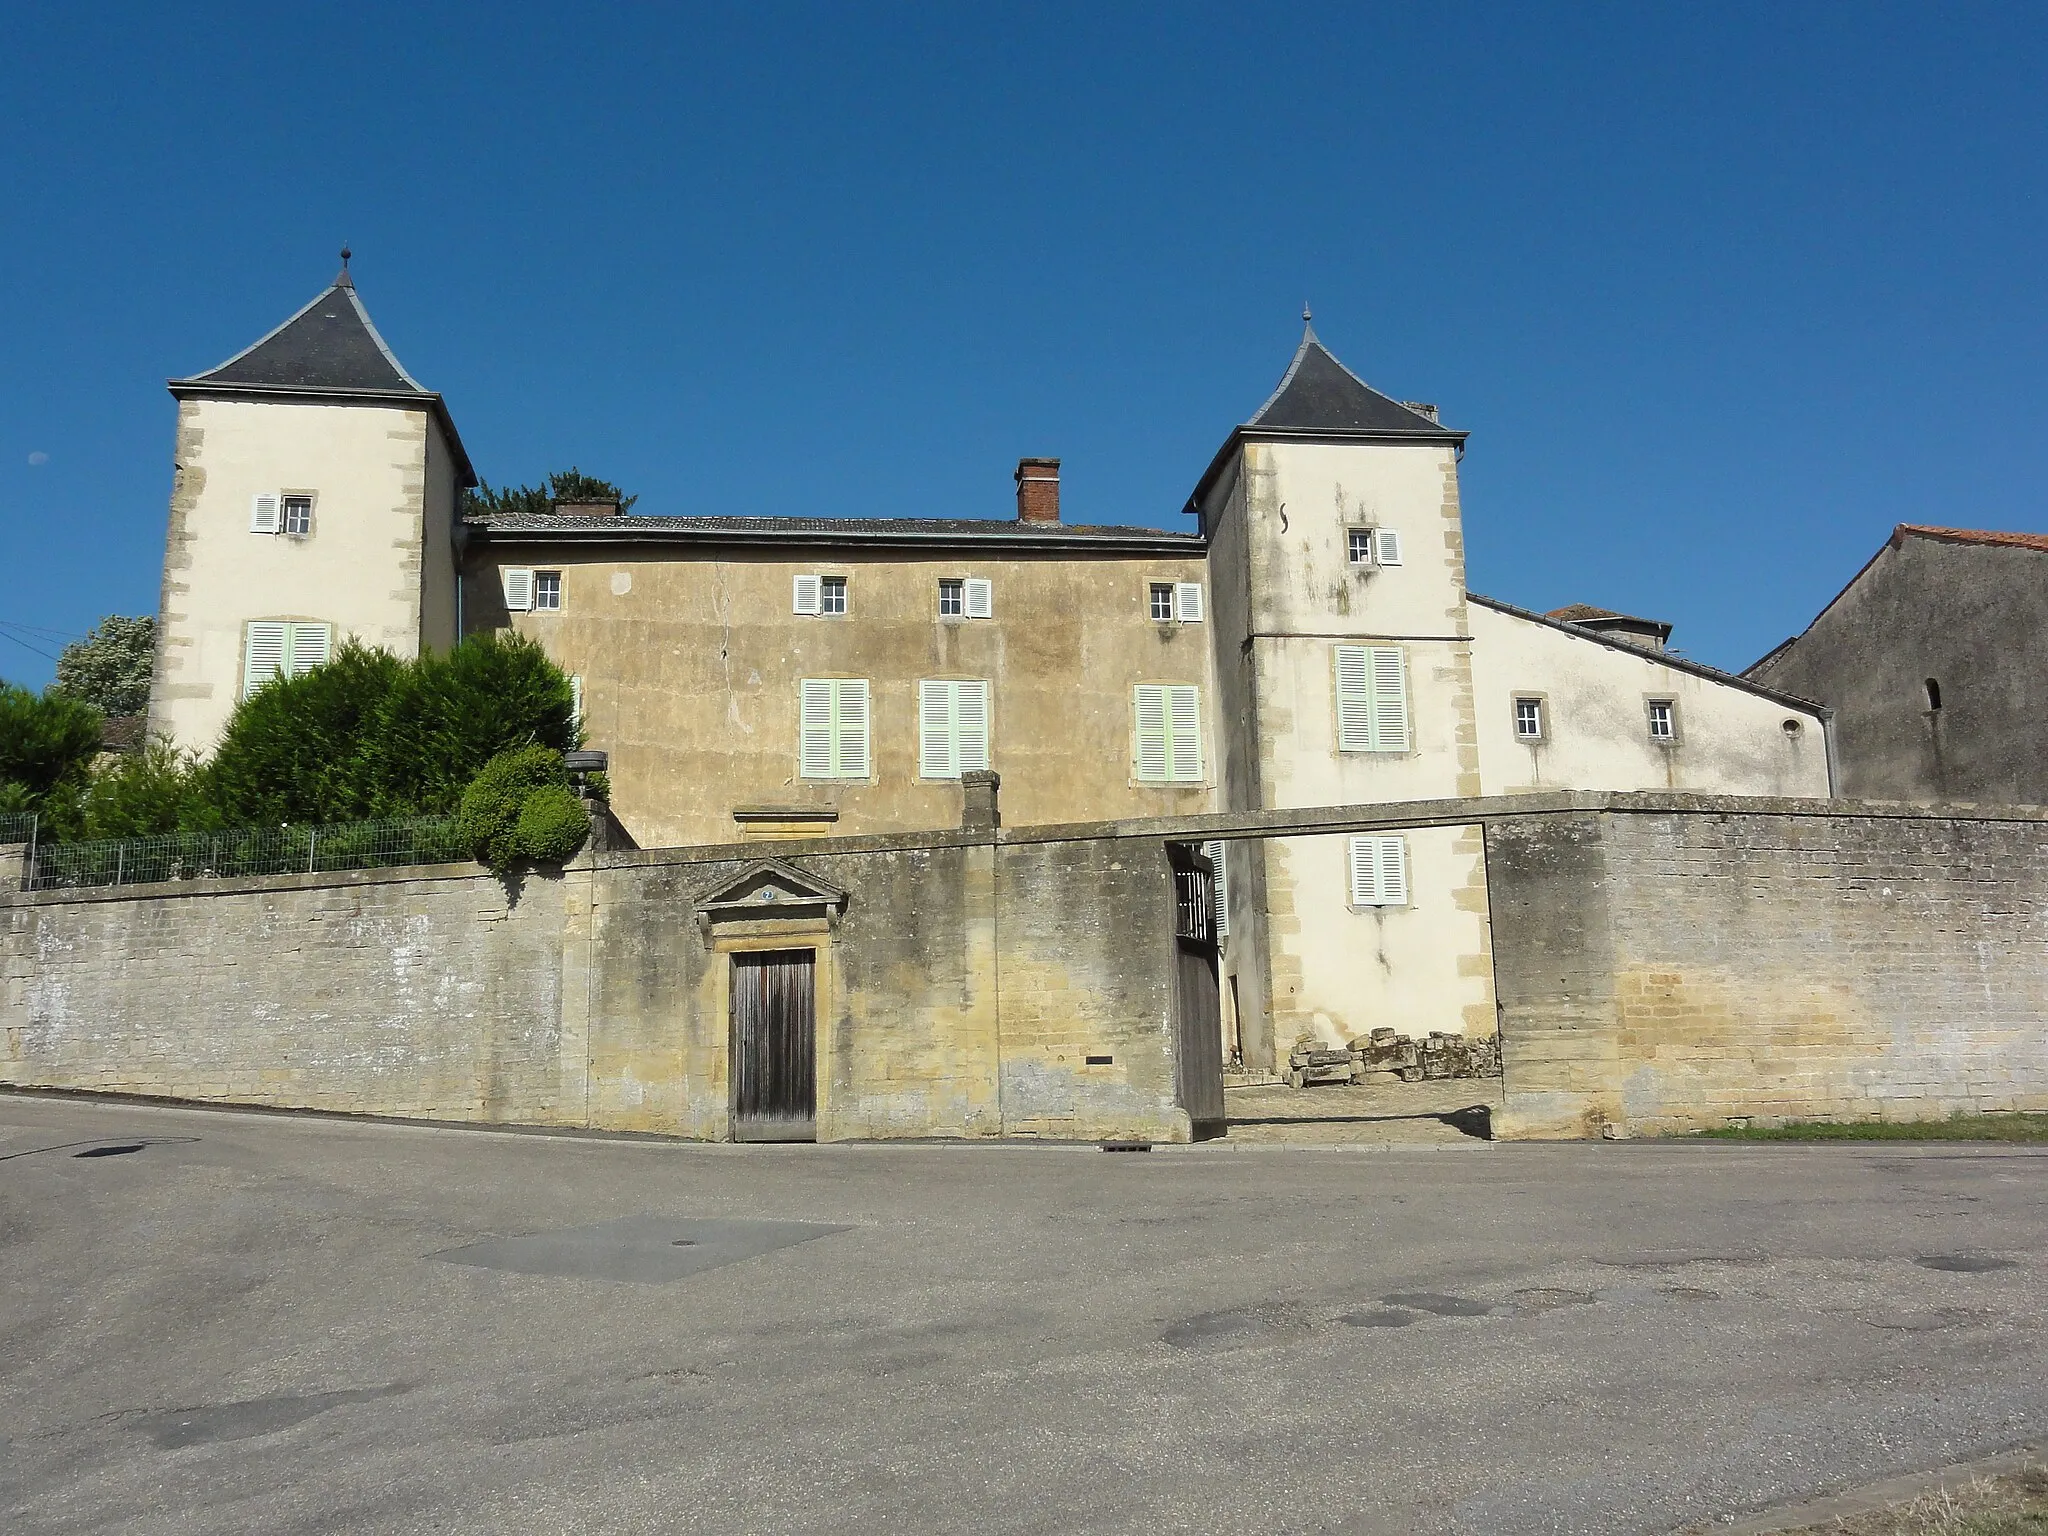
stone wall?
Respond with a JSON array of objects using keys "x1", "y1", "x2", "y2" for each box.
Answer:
[
  {"x1": 1, "y1": 825, "x2": 1190, "y2": 1143},
  {"x1": 1489, "y1": 806, "x2": 2048, "y2": 1137}
]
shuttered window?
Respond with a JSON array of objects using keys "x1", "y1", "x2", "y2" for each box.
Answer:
[
  {"x1": 502, "y1": 568, "x2": 535, "y2": 612},
  {"x1": 249, "y1": 493, "x2": 282, "y2": 534},
  {"x1": 799, "y1": 679, "x2": 871, "y2": 779},
  {"x1": 964, "y1": 578, "x2": 993, "y2": 619},
  {"x1": 242, "y1": 621, "x2": 332, "y2": 696},
  {"x1": 1174, "y1": 583, "x2": 1205, "y2": 623},
  {"x1": 1348, "y1": 835, "x2": 1410, "y2": 908},
  {"x1": 1202, "y1": 839, "x2": 1230, "y2": 937},
  {"x1": 793, "y1": 574, "x2": 822, "y2": 615},
  {"x1": 1373, "y1": 528, "x2": 1403, "y2": 566},
  {"x1": 1134, "y1": 684, "x2": 1204, "y2": 783},
  {"x1": 918, "y1": 679, "x2": 991, "y2": 779},
  {"x1": 1335, "y1": 645, "x2": 1410, "y2": 753}
]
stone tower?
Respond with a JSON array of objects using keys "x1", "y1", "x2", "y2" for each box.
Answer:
[{"x1": 148, "y1": 259, "x2": 475, "y2": 750}]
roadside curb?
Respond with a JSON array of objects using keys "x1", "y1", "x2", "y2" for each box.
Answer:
[{"x1": 1674, "y1": 1441, "x2": 2045, "y2": 1534}]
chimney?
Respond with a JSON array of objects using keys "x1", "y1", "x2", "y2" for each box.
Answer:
[
  {"x1": 1015, "y1": 458, "x2": 1060, "y2": 524},
  {"x1": 552, "y1": 499, "x2": 620, "y2": 518}
]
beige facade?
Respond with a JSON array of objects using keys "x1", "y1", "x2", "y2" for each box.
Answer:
[{"x1": 465, "y1": 537, "x2": 1216, "y2": 848}]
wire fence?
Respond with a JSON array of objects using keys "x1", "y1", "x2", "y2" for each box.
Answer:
[
  {"x1": 22, "y1": 817, "x2": 472, "y2": 893},
  {"x1": 0, "y1": 812, "x2": 36, "y2": 846}
]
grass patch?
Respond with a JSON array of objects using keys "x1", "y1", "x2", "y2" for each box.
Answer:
[
  {"x1": 1689, "y1": 1112, "x2": 2048, "y2": 1144},
  {"x1": 1775, "y1": 1465, "x2": 2048, "y2": 1533}
]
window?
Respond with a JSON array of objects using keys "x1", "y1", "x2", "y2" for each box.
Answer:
[
  {"x1": 251, "y1": 491, "x2": 315, "y2": 536},
  {"x1": 1348, "y1": 835, "x2": 1410, "y2": 908},
  {"x1": 502, "y1": 568, "x2": 535, "y2": 611},
  {"x1": 799, "y1": 679, "x2": 871, "y2": 779},
  {"x1": 533, "y1": 571, "x2": 563, "y2": 611},
  {"x1": 1150, "y1": 584, "x2": 1176, "y2": 622},
  {"x1": 939, "y1": 578, "x2": 992, "y2": 619},
  {"x1": 820, "y1": 576, "x2": 848, "y2": 616},
  {"x1": 918, "y1": 679, "x2": 991, "y2": 778},
  {"x1": 242, "y1": 621, "x2": 332, "y2": 696},
  {"x1": 1346, "y1": 527, "x2": 1403, "y2": 566},
  {"x1": 1647, "y1": 698, "x2": 1678, "y2": 743},
  {"x1": 1924, "y1": 678, "x2": 1942, "y2": 712},
  {"x1": 939, "y1": 579, "x2": 964, "y2": 617},
  {"x1": 1334, "y1": 646, "x2": 1411, "y2": 753},
  {"x1": 1514, "y1": 696, "x2": 1545, "y2": 741},
  {"x1": 793, "y1": 574, "x2": 822, "y2": 615},
  {"x1": 1202, "y1": 839, "x2": 1230, "y2": 938},
  {"x1": 964, "y1": 578, "x2": 993, "y2": 619},
  {"x1": 281, "y1": 496, "x2": 313, "y2": 537},
  {"x1": 1174, "y1": 583, "x2": 1205, "y2": 623},
  {"x1": 1348, "y1": 528, "x2": 1374, "y2": 565},
  {"x1": 1134, "y1": 684, "x2": 1204, "y2": 783}
]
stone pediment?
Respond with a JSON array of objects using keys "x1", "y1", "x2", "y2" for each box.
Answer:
[{"x1": 691, "y1": 859, "x2": 847, "y2": 936}]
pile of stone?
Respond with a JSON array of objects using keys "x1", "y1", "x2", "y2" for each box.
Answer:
[{"x1": 1284, "y1": 1029, "x2": 1502, "y2": 1088}]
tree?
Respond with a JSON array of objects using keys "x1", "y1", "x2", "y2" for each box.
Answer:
[
  {"x1": 53, "y1": 616, "x2": 156, "y2": 717},
  {"x1": 208, "y1": 644, "x2": 404, "y2": 826},
  {"x1": 76, "y1": 738, "x2": 214, "y2": 840},
  {"x1": 0, "y1": 682, "x2": 103, "y2": 819},
  {"x1": 461, "y1": 466, "x2": 637, "y2": 519}
]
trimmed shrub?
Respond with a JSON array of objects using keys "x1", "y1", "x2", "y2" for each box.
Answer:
[
  {"x1": 456, "y1": 746, "x2": 582, "y2": 873},
  {"x1": 515, "y1": 786, "x2": 591, "y2": 866},
  {"x1": 365, "y1": 633, "x2": 579, "y2": 817},
  {"x1": 209, "y1": 643, "x2": 403, "y2": 826},
  {"x1": 80, "y1": 738, "x2": 215, "y2": 840}
]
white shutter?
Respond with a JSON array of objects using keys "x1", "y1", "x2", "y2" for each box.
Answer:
[
  {"x1": 1349, "y1": 837, "x2": 1378, "y2": 905},
  {"x1": 956, "y1": 680, "x2": 990, "y2": 772},
  {"x1": 1335, "y1": 645, "x2": 1372, "y2": 751},
  {"x1": 1167, "y1": 685, "x2": 1203, "y2": 782},
  {"x1": 834, "y1": 680, "x2": 870, "y2": 778},
  {"x1": 1377, "y1": 836, "x2": 1409, "y2": 906},
  {"x1": 502, "y1": 568, "x2": 534, "y2": 612},
  {"x1": 288, "y1": 622, "x2": 331, "y2": 676},
  {"x1": 1203, "y1": 839, "x2": 1229, "y2": 937},
  {"x1": 799, "y1": 679, "x2": 836, "y2": 778},
  {"x1": 570, "y1": 674, "x2": 584, "y2": 729},
  {"x1": 242, "y1": 622, "x2": 288, "y2": 696},
  {"x1": 1134, "y1": 685, "x2": 1168, "y2": 782},
  {"x1": 1373, "y1": 528, "x2": 1404, "y2": 566},
  {"x1": 919, "y1": 680, "x2": 955, "y2": 778},
  {"x1": 963, "y1": 578, "x2": 993, "y2": 619},
  {"x1": 1174, "y1": 583, "x2": 1205, "y2": 623},
  {"x1": 793, "y1": 574, "x2": 822, "y2": 615},
  {"x1": 250, "y1": 493, "x2": 282, "y2": 534},
  {"x1": 1369, "y1": 647, "x2": 1410, "y2": 752}
]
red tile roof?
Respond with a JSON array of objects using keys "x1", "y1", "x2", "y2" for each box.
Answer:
[{"x1": 1893, "y1": 524, "x2": 2048, "y2": 553}]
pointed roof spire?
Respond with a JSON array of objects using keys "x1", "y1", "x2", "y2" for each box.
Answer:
[
  {"x1": 1245, "y1": 316, "x2": 1457, "y2": 437},
  {"x1": 175, "y1": 265, "x2": 427, "y2": 395}
]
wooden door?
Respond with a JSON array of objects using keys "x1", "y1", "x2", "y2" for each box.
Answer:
[{"x1": 730, "y1": 949, "x2": 817, "y2": 1142}]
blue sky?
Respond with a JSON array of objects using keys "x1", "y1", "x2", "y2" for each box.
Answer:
[{"x1": 3, "y1": 3, "x2": 2044, "y2": 688}]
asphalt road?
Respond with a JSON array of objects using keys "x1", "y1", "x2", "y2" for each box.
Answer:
[{"x1": 1, "y1": 1095, "x2": 2042, "y2": 1536}]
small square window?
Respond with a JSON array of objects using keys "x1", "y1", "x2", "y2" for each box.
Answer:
[
  {"x1": 820, "y1": 576, "x2": 848, "y2": 616},
  {"x1": 939, "y1": 579, "x2": 964, "y2": 617},
  {"x1": 1514, "y1": 697, "x2": 1544, "y2": 740},
  {"x1": 281, "y1": 495, "x2": 313, "y2": 537},
  {"x1": 1647, "y1": 699, "x2": 1677, "y2": 742},
  {"x1": 1150, "y1": 583, "x2": 1175, "y2": 622},
  {"x1": 533, "y1": 571, "x2": 563, "y2": 611},
  {"x1": 1348, "y1": 528, "x2": 1374, "y2": 565}
]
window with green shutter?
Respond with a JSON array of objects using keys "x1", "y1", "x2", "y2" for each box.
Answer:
[
  {"x1": 1334, "y1": 645, "x2": 1410, "y2": 753},
  {"x1": 799, "y1": 679, "x2": 871, "y2": 779},
  {"x1": 1348, "y1": 835, "x2": 1410, "y2": 908},
  {"x1": 242, "y1": 620, "x2": 332, "y2": 697},
  {"x1": 918, "y1": 679, "x2": 991, "y2": 779},
  {"x1": 1134, "y1": 684, "x2": 1203, "y2": 783}
]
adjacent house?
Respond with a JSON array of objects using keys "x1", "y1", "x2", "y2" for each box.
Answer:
[
  {"x1": 1748, "y1": 525, "x2": 2048, "y2": 804},
  {"x1": 146, "y1": 271, "x2": 1834, "y2": 1075}
]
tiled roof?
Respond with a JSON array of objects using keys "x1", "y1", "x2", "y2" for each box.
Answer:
[
  {"x1": 1545, "y1": 603, "x2": 1671, "y2": 635},
  {"x1": 1246, "y1": 322, "x2": 1460, "y2": 439},
  {"x1": 177, "y1": 274, "x2": 429, "y2": 395},
  {"x1": 467, "y1": 512, "x2": 1205, "y2": 549},
  {"x1": 1893, "y1": 524, "x2": 2048, "y2": 553}
]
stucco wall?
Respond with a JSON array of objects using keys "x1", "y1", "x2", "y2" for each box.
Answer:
[
  {"x1": 1470, "y1": 602, "x2": 1831, "y2": 798},
  {"x1": 150, "y1": 397, "x2": 435, "y2": 752},
  {"x1": 1751, "y1": 535, "x2": 2048, "y2": 803},
  {"x1": 1, "y1": 827, "x2": 1192, "y2": 1144},
  {"x1": 1488, "y1": 806, "x2": 2048, "y2": 1138},
  {"x1": 463, "y1": 546, "x2": 1217, "y2": 847}
]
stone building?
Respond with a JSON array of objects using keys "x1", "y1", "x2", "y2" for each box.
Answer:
[
  {"x1": 1748, "y1": 524, "x2": 2048, "y2": 804},
  {"x1": 145, "y1": 271, "x2": 1833, "y2": 1074}
]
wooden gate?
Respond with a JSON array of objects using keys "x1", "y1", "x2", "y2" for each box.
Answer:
[
  {"x1": 1170, "y1": 846, "x2": 1226, "y2": 1137},
  {"x1": 730, "y1": 949, "x2": 817, "y2": 1142}
]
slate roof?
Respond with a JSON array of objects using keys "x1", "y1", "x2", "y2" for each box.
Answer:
[
  {"x1": 1247, "y1": 322, "x2": 1461, "y2": 439},
  {"x1": 177, "y1": 273, "x2": 429, "y2": 395},
  {"x1": 467, "y1": 512, "x2": 1204, "y2": 553}
]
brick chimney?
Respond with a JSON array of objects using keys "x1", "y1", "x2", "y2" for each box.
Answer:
[{"x1": 1015, "y1": 458, "x2": 1060, "y2": 524}]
